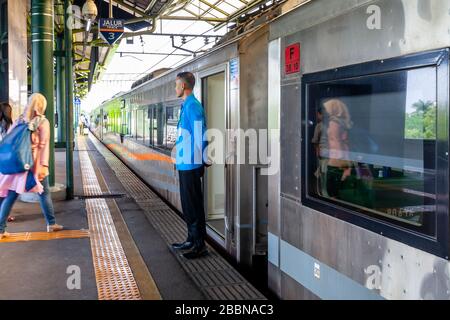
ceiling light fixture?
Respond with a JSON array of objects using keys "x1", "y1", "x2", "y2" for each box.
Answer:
[{"x1": 82, "y1": 0, "x2": 98, "y2": 32}]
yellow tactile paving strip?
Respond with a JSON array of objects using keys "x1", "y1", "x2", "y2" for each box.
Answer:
[
  {"x1": 0, "y1": 230, "x2": 90, "y2": 243},
  {"x1": 78, "y1": 137, "x2": 141, "y2": 300},
  {"x1": 91, "y1": 135, "x2": 266, "y2": 300}
]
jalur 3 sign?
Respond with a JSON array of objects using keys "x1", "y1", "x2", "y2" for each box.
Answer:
[{"x1": 99, "y1": 18, "x2": 125, "y2": 46}]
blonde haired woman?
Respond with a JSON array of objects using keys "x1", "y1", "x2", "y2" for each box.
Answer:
[{"x1": 0, "y1": 93, "x2": 63, "y2": 239}]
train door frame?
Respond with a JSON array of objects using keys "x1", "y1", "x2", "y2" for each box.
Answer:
[{"x1": 198, "y1": 63, "x2": 231, "y2": 249}]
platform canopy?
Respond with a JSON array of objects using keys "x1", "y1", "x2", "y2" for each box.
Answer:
[{"x1": 64, "y1": 0, "x2": 283, "y2": 98}]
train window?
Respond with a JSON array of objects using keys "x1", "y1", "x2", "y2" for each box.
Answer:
[
  {"x1": 121, "y1": 109, "x2": 129, "y2": 135},
  {"x1": 136, "y1": 109, "x2": 144, "y2": 139},
  {"x1": 112, "y1": 113, "x2": 117, "y2": 133},
  {"x1": 103, "y1": 114, "x2": 109, "y2": 133},
  {"x1": 148, "y1": 107, "x2": 153, "y2": 145},
  {"x1": 164, "y1": 105, "x2": 180, "y2": 150},
  {"x1": 144, "y1": 109, "x2": 150, "y2": 145},
  {"x1": 131, "y1": 109, "x2": 137, "y2": 138},
  {"x1": 149, "y1": 104, "x2": 164, "y2": 148},
  {"x1": 302, "y1": 49, "x2": 449, "y2": 258}
]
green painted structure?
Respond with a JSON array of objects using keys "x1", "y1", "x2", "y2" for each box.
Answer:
[
  {"x1": 31, "y1": 0, "x2": 56, "y2": 186},
  {"x1": 64, "y1": 0, "x2": 74, "y2": 200},
  {"x1": 0, "y1": 0, "x2": 8, "y2": 102}
]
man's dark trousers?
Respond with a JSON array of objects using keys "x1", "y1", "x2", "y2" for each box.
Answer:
[{"x1": 178, "y1": 166, "x2": 206, "y2": 248}]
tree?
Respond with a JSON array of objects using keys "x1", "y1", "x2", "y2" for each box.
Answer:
[{"x1": 405, "y1": 100, "x2": 436, "y2": 139}]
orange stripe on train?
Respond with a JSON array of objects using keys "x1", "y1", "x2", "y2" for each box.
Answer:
[{"x1": 106, "y1": 143, "x2": 175, "y2": 164}]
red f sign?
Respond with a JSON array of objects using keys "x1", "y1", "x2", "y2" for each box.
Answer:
[{"x1": 285, "y1": 43, "x2": 300, "y2": 74}]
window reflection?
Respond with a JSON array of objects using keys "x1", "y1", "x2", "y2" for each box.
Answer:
[
  {"x1": 148, "y1": 104, "x2": 164, "y2": 147},
  {"x1": 146, "y1": 102, "x2": 180, "y2": 150},
  {"x1": 308, "y1": 67, "x2": 437, "y2": 235},
  {"x1": 165, "y1": 106, "x2": 180, "y2": 149}
]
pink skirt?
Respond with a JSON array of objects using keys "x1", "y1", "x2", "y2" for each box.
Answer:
[{"x1": 0, "y1": 172, "x2": 44, "y2": 197}]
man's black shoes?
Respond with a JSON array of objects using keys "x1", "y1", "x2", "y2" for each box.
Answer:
[
  {"x1": 172, "y1": 241, "x2": 209, "y2": 259},
  {"x1": 182, "y1": 246, "x2": 208, "y2": 259},
  {"x1": 172, "y1": 241, "x2": 194, "y2": 250}
]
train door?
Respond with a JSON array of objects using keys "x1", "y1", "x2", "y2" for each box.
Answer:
[{"x1": 200, "y1": 66, "x2": 228, "y2": 246}]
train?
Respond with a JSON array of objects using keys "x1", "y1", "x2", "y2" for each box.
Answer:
[{"x1": 91, "y1": 0, "x2": 450, "y2": 300}]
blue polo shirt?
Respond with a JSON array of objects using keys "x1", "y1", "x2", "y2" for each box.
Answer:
[{"x1": 175, "y1": 94, "x2": 207, "y2": 171}]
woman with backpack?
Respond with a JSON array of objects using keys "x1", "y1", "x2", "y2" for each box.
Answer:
[
  {"x1": 0, "y1": 94, "x2": 63, "y2": 239},
  {"x1": 0, "y1": 102, "x2": 16, "y2": 223}
]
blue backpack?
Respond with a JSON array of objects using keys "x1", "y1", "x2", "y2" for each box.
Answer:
[
  {"x1": 0, "y1": 120, "x2": 39, "y2": 191},
  {"x1": 0, "y1": 121, "x2": 34, "y2": 175}
]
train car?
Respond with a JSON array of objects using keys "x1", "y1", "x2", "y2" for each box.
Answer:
[
  {"x1": 90, "y1": 6, "x2": 280, "y2": 271},
  {"x1": 267, "y1": 0, "x2": 450, "y2": 299},
  {"x1": 91, "y1": 0, "x2": 450, "y2": 300}
]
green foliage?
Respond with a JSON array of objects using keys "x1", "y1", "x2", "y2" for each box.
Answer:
[{"x1": 405, "y1": 100, "x2": 436, "y2": 139}]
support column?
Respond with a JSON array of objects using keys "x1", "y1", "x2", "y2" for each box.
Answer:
[
  {"x1": 0, "y1": 0, "x2": 7, "y2": 103},
  {"x1": 31, "y1": 0, "x2": 55, "y2": 186},
  {"x1": 56, "y1": 34, "x2": 66, "y2": 145},
  {"x1": 64, "y1": 0, "x2": 74, "y2": 200}
]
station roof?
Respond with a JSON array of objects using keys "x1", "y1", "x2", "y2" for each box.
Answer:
[{"x1": 63, "y1": 0, "x2": 287, "y2": 99}]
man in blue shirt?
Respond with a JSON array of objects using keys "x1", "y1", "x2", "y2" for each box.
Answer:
[{"x1": 172, "y1": 72, "x2": 208, "y2": 259}]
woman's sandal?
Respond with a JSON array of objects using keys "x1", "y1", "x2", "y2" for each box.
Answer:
[{"x1": 7, "y1": 216, "x2": 15, "y2": 222}]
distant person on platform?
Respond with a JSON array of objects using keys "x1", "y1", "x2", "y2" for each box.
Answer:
[
  {"x1": 79, "y1": 114, "x2": 84, "y2": 135},
  {"x1": 171, "y1": 72, "x2": 208, "y2": 259}
]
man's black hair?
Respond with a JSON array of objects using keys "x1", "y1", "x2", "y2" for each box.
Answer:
[{"x1": 177, "y1": 72, "x2": 196, "y2": 90}]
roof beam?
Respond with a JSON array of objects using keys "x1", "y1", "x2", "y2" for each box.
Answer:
[
  {"x1": 199, "y1": 0, "x2": 223, "y2": 18},
  {"x1": 198, "y1": 0, "x2": 229, "y2": 17},
  {"x1": 213, "y1": 0, "x2": 266, "y2": 29},
  {"x1": 117, "y1": 51, "x2": 191, "y2": 57},
  {"x1": 110, "y1": 0, "x2": 148, "y2": 17},
  {"x1": 159, "y1": 15, "x2": 226, "y2": 22},
  {"x1": 144, "y1": 0, "x2": 159, "y2": 12},
  {"x1": 186, "y1": 3, "x2": 222, "y2": 19},
  {"x1": 180, "y1": 7, "x2": 220, "y2": 27},
  {"x1": 182, "y1": 7, "x2": 202, "y2": 18},
  {"x1": 225, "y1": 0, "x2": 240, "y2": 10},
  {"x1": 182, "y1": 7, "x2": 220, "y2": 27},
  {"x1": 164, "y1": 0, "x2": 190, "y2": 15},
  {"x1": 75, "y1": 32, "x2": 221, "y2": 46}
]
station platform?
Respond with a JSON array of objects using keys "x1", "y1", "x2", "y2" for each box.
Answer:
[{"x1": 0, "y1": 134, "x2": 265, "y2": 300}]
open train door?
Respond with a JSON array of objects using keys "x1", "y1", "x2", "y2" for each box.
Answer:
[{"x1": 199, "y1": 65, "x2": 232, "y2": 250}]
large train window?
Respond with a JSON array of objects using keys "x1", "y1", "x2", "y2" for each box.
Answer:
[
  {"x1": 148, "y1": 104, "x2": 164, "y2": 148},
  {"x1": 164, "y1": 105, "x2": 180, "y2": 150},
  {"x1": 302, "y1": 49, "x2": 449, "y2": 258},
  {"x1": 136, "y1": 109, "x2": 145, "y2": 139}
]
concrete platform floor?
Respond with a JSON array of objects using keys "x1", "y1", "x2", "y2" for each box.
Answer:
[
  {"x1": 0, "y1": 142, "x2": 204, "y2": 300},
  {"x1": 0, "y1": 149, "x2": 97, "y2": 299}
]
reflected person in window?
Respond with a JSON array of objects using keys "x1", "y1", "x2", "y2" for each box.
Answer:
[{"x1": 322, "y1": 99, "x2": 353, "y2": 199}]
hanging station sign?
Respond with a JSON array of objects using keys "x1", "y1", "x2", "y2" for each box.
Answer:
[{"x1": 99, "y1": 18, "x2": 125, "y2": 46}]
